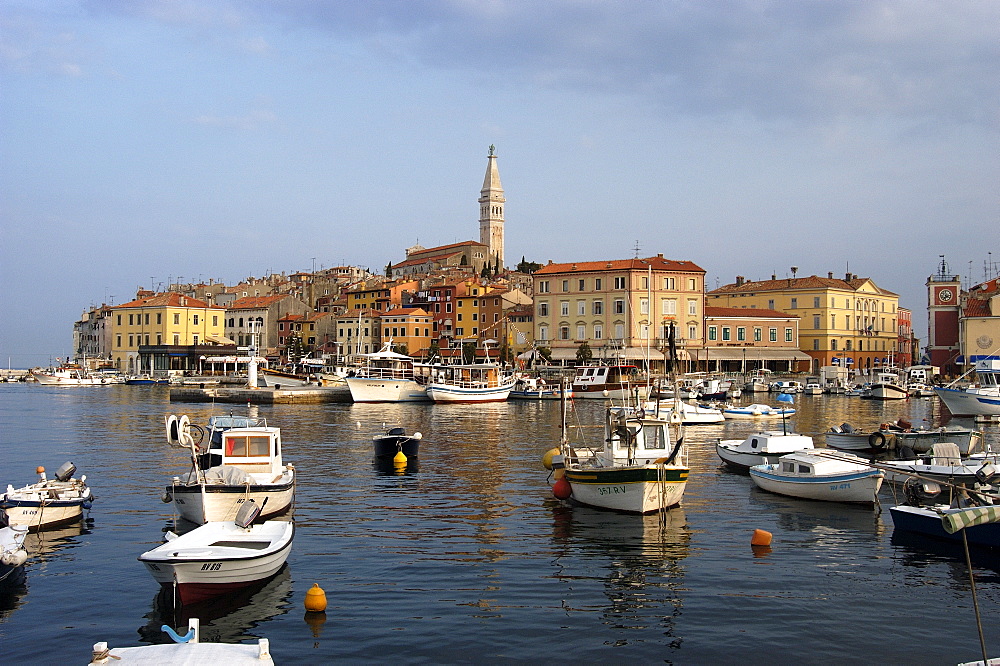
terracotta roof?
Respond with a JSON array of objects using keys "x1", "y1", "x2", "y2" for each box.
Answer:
[
  {"x1": 710, "y1": 274, "x2": 897, "y2": 297},
  {"x1": 229, "y1": 295, "x2": 292, "y2": 309},
  {"x1": 392, "y1": 252, "x2": 463, "y2": 268},
  {"x1": 378, "y1": 308, "x2": 430, "y2": 318},
  {"x1": 705, "y1": 306, "x2": 799, "y2": 319},
  {"x1": 964, "y1": 299, "x2": 993, "y2": 318},
  {"x1": 408, "y1": 240, "x2": 487, "y2": 257},
  {"x1": 533, "y1": 256, "x2": 705, "y2": 275},
  {"x1": 115, "y1": 292, "x2": 220, "y2": 309}
]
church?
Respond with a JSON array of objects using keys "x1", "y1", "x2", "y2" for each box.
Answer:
[{"x1": 390, "y1": 146, "x2": 506, "y2": 279}]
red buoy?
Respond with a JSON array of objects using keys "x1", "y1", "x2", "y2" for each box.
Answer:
[{"x1": 552, "y1": 477, "x2": 572, "y2": 500}]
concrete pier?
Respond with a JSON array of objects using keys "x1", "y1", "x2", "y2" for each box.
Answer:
[{"x1": 169, "y1": 384, "x2": 352, "y2": 404}]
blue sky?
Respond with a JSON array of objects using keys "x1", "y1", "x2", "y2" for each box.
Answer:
[{"x1": 2, "y1": 1, "x2": 998, "y2": 367}]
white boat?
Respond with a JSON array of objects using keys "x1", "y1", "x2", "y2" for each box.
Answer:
[
  {"x1": 1, "y1": 462, "x2": 94, "y2": 530},
  {"x1": 570, "y1": 363, "x2": 651, "y2": 400},
  {"x1": 803, "y1": 383, "x2": 823, "y2": 395},
  {"x1": 722, "y1": 403, "x2": 795, "y2": 419},
  {"x1": 30, "y1": 363, "x2": 119, "y2": 386},
  {"x1": 769, "y1": 381, "x2": 802, "y2": 393},
  {"x1": 646, "y1": 399, "x2": 725, "y2": 424},
  {"x1": 163, "y1": 414, "x2": 295, "y2": 525},
  {"x1": 935, "y1": 359, "x2": 1000, "y2": 417},
  {"x1": 424, "y1": 362, "x2": 516, "y2": 403},
  {"x1": 344, "y1": 342, "x2": 430, "y2": 402},
  {"x1": 749, "y1": 450, "x2": 884, "y2": 503},
  {"x1": 869, "y1": 369, "x2": 908, "y2": 400},
  {"x1": 138, "y1": 502, "x2": 293, "y2": 606},
  {"x1": 716, "y1": 430, "x2": 815, "y2": 471},
  {"x1": 554, "y1": 405, "x2": 688, "y2": 514},
  {"x1": 0, "y1": 511, "x2": 28, "y2": 584},
  {"x1": 906, "y1": 382, "x2": 936, "y2": 398},
  {"x1": 508, "y1": 376, "x2": 573, "y2": 400},
  {"x1": 88, "y1": 618, "x2": 273, "y2": 665},
  {"x1": 880, "y1": 442, "x2": 998, "y2": 487},
  {"x1": 824, "y1": 420, "x2": 983, "y2": 455}
]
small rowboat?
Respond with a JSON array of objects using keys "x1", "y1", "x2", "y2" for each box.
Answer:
[
  {"x1": 1, "y1": 462, "x2": 94, "y2": 531},
  {"x1": 373, "y1": 426, "x2": 422, "y2": 459},
  {"x1": 750, "y1": 450, "x2": 884, "y2": 503},
  {"x1": 138, "y1": 501, "x2": 293, "y2": 606}
]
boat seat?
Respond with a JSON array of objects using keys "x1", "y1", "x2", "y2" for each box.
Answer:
[{"x1": 930, "y1": 442, "x2": 963, "y2": 466}]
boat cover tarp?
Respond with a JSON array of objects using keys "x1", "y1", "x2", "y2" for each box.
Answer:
[
  {"x1": 179, "y1": 466, "x2": 252, "y2": 485},
  {"x1": 941, "y1": 506, "x2": 1000, "y2": 534}
]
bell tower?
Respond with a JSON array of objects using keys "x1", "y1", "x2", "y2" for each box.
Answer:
[
  {"x1": 926, "y1": 255, "x2": 962, "y2": 374},
  {"x1": 479, "y1": 145, "x2": 505, "y2": 270}
]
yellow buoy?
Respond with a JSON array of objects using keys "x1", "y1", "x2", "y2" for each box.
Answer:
[
  {"x1": 751, "y1": 528, "x2": 773, "y2": 547},
  {"x1": 304, "y1": 582, "x2": 328, "y2": 612},
  {"x1": 393, "y1": 450, "x2": 407, "y2": 465},
  {"x1": 542, "y1": 448, "x2": 560, "y2": 470}
]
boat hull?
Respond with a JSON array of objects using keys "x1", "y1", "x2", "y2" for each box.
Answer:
[
  {"x1": 869, "y1": 383, "x2": 909, "y2": 400},
  {"x1": 889, "y1": 505, "x2": 1000, "y2": 549},
  {"x1": 508, "y1": 389, "x2": 572, "y2": 400},
  {"x1": 0, "y1": 500, "x2": 85, "y2": 531},
  {"x1": 571, "y1": 385, "x2": 651, "y2": 400},
  {"x1": 425, "y1": 384, "x2": 513, "y2": 403},
  {"x1": 373, "y1": 435, "x2": 420, "y2": 458},
  {"x1": 139, "y1": 521, "x2": 294, "y2": 605},
  {"x1": 564, "y1": 465, "x2": 688, "y2": 514},
  {"x1": 934, "y1": 386, "x2": 1000, "y2": 417},
  {"x1": 749, "y1": 467, "x2": 883, "y2": 503},
  {"x1": 167, "y1": 478, "x2": 295, "y2": 525},
  {"x1": 346, "y1": 377, "x2": 429, "y2": 402}
]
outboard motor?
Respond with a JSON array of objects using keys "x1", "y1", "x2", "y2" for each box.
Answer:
[
  {"x1": 904, "y1": 477, "x2": 942, "y2": 505},
  {"x1": 55, "y1": 462, "x2": 77, "y2": 482}
]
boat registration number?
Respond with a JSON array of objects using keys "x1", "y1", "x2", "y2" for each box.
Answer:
[
  {"x1": 598, "y1": 485, "x2": 627, "y2": 496},
  {"x1": 201, "y1": 562, "x2": 223, "y2": 571},
  {"x1": 829, "y1": 483, "x2": 852, "y2": 490}
]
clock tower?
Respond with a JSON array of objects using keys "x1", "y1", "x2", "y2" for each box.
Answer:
[{"x1": 926, "y1": 256, "x2": 961, "y2": 374}]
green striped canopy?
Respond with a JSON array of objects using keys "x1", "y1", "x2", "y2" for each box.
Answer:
[{"x1": 941, "y1": 506, "x2": 1000, "y2": 534}]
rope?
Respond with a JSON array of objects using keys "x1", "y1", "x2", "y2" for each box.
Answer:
[{"x1": 90, "y1": 647, "x2": 121, "y2": 662}]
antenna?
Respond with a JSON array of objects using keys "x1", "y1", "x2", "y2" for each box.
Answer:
[{"x1": 633, "y1": 241, "x2": 641, "y2": 258}]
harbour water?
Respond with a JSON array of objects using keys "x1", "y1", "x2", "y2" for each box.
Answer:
[{"x1": 1, "y1": 383, "x2": 998, "y2": 663}]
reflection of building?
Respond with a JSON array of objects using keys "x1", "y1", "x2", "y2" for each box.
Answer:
[
  {"x1": 926, "y1": 258, "x2": 962, "y2": 376},
  {"x1": 702, "y1": 307, "x2": 807, "y2": 372},
  {"x1": 532, "y1": 255, "x2": 706, "y2": 369},
  {"x1": 708, "y1": 272, "x2": 901, "y2": 376}
]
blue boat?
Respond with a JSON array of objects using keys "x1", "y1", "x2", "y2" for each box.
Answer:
[{"x1": 889, "y1": 504, "x2": 1000, "y2": 549}]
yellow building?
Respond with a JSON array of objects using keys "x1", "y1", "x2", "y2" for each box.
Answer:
[
  {"x1": 378, "y1": 308, "x2": 433, "y2": 357},
  {"x1": 111, "y1": 292, "x2": 226, "y2": 374},
  {"x1": 707, "y1": 272, "x2": 900, "y2": 375},
  {"x1": 532, "y1": 255, "x2": 707, "y2": 369}
]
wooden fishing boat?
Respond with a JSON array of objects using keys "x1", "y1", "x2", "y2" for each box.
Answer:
[
  {"x1": 1, "y1": 462, "x2": 94, "y2": 530},
  {"x1": 749, "y1": 451, "x2": 883, "y2": 503}
]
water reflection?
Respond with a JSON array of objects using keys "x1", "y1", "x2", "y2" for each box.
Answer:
[
  {"x1": 138, "y1": 565, "x2": 292, "y2": 645},
  {"x1": 23, "y1": 520, "x2": 91, "y2": 566}
]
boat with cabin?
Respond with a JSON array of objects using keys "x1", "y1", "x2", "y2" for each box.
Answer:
[
  {"x1": 869, "y1": 368, "x2": 908, "y2": 400},
  {"x1": 716, "y1": 430, "x2": 815, "y2": 471},
  {"x1": 163, "y1": 414, "x2": 295, "y2": 524},
  {"x1": 424, "y1": 361, "x2": 516, "y2": 403},
  {"x1": 935, "y1": 359, "x2": 1000, "y2": 417},
  {"x1": 749, "y1": 450, "x2": 883, "y2": 503},
  {"x1": 571, "y1": 363, "x2": 650, "y2": 400},
  {"x1": 345, "y1": 342, "x2": 431, "y2": 402}
]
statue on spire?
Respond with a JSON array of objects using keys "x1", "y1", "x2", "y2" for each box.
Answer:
[{"x1": 489, "y1": 144, "x2": 495, "y2": 156}]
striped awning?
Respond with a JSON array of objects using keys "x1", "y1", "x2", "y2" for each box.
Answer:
[{"x1": 941, "y1": 506, "x2": 1000, "y2": 534}]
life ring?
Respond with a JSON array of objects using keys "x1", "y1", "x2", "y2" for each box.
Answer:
[
  {"x1": 868, "y1": 431, "x2": 888, "y2": 450},
  {"x1": 165, "y1": 414, "x2": 180, "y2": 446},
  {"x1": 178, "y1": 414, "x2": 194, "y2": 448}
]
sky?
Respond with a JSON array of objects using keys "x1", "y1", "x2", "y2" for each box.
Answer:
[{"x1": 2, "y1": 1, "x2": 998, "y2": 367}]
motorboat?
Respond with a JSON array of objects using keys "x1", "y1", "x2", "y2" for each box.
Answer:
[
  {"x1": 138, "y1": 500, "x2": 293, "y2": 606},
  {"x1": 935, "y1": 359, "x2": 1000, "y2": 417},
  {"x1": 803, "y1": 383, "x2": 823, "y2": 395},
  {"x1": 30, "y1": 363, "x2": 118, "y2": 386},
  {"x1": 163, "y1": 414, "x2": 295, "y2": 525},
  {"x1": 722, "y1": 403, "x2": 795, "y2": 419},
  {"x1": 508, "y1": 376, "x2": 573, "y2": 400},
  {"x1": 424, "y1": 362, "x2": 516, "y2": 403},
  {"x1": 570, "y1": 363, "x2": 650, "y2": 400},
  {"x1": 825, "y1": 420, "x2": 983, "y2": 455},
  {"x1": 906, "y1": 382, "x2": 935, "y2": 398},
  {"x1": 0, "y1": 509, "x2": 28, "y2": 585},
  {"x1": 88, "y1": 618, "x2": 273, "y2": 665},
  {"x1": 345, "y1": 342, "x2": 430, "y2": 402},
  {"x1": 125, "y1": 374, "x2": 170, "y2": 385},
  {"x1": 373, "y1": 426, "x2": 422, "y2": 459},
  {"x1": 551, "y1": 404, "x2": 689, "y2": 514},
  {"x1": 869, "y1": 369, "x2": 908, "y2": 400},
  {"x1": 769, "y1": 381, "x2": 802, "y2": 393},
  {"x1": 645, "y1": 399, "x2": 725, "y2": 424},
  {"x1": 749, "y1": 450, "x2": 884, "y2": 503},
  {"x1": 889, "y1": 504, "x2": 1000, "y2": 549},
  {"x1": 1, "y1": 462, "x2": 94, "y2": 530},
  {"x1": 716, "y1": 431, "x2": 815, "y2": 471}
]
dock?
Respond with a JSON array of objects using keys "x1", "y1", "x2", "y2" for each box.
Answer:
[{"x1": 169, "y1": 384, "x2": 352, "y2": 404}]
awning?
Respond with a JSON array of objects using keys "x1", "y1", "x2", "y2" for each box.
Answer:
[
  {"x1": 205, "y1": 334, "x2": 236, "y2": 345},
  {"x1": 701, "y1": 348, "x2": 812, "y2": 361},
  {"x1": 548, "y1": 347, "x2": 666, "y2": 361}
]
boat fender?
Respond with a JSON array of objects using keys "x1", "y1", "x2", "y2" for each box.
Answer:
[
  {"x1": 868, "y1": 431, "x2": 888, "y2": 450},
  {"x1": 1, "y1": 550, "x2": 27, "y2": 567},
  {"x1": 165, "y1": 414, "x2": 180, "y2": 446},
  {"x1": 161, "y1": 491, "x2": 172, "y2": 503},
  {"x1": 552, "y1": 477, "x2": 572, "y2": 500}
]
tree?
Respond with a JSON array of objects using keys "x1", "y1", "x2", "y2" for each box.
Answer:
[
  {"x1": 462, "y1": 340, "x2": 477, "y2": 364},
  {"x1": 576, "y1": 341, "x2": 593, "y2": 364},
  {"x1": 426, "y1": 340, "x2": 441, "y2": 362},
  {"x1": 384, "y1": 262, "x2": 392, "y2": 277},
  {"x1": 537, "y1": 346, "x2": 553, "y2": 363},
  {"x1": 516, "y1": 257, "x2": 542, "y2": 274}
]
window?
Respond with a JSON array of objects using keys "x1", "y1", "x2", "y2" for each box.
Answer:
[
  {"x1": 157, "y1": 314, "x2": 162, "y2": 325},
  {"x1": 769, "y1": 328, "x2": 777, "y2": 342},
  {"x1": 577, "y1": 325, "x2": 586, "y2": 339},
  {"x1": 790, "y1": 298, "x2": 798, "y2": 309},
  {"x1": 173, "y1": 334, "x2": 180, "y2": 345},
  {"x1": 193, "y1": 314, "x2": 199, "y2": 325},
  {"x1": 538, "y1": 303, "x2": 549, "y2": 317},
  {"x1": 785, "y1": 328, "x2": 793, "y2": 342},
  {"x1": 560, "y1": 301, "x2": 569, "y2": 316},
  {"x1": 753, "y1": 327, "x2": 762, "y2": 342},
  {"x1": 446, "y1": 303, "x2": 452, "y2": 313},
  {"x1": 614, "y1": 299, "x2": 625, "y2": 314},
  {"x1": 129, "y1": 335, "x2": 134, "y2": 347},
  {"x1": 225, "y1": 434, "x2": 271, "y2": 457},
  {"x1": 722, "y1": 327, "x2": 731, "y2": 341},
  {"x1": 594, "y1": 324, "x2": 603, "y2": 339},
  {"x1": 174, "y1": 314, "x2": 180, "y2": 325},
  {"x1": 579, "y1": 279, "x2": 585, "y2": 291},
  {"x1": 813, "y1": 315, "x2": 821, "y2": 329},
  {"x1": 832, "y1": 339, "x2": 838, "y2": 351},
  {"x1": 614, "y1": 277, "x2": 626, "y2": 289},
  {"x1": 813, "y1": 339, "x2": 819, "y2": 350},
  {"x1": 737, "y1": 327, "x2": 746, "y2": 341},
  {"x1": 192, "y1": 335, "x2": 199, "y2": 345},
  {"x1": 144, "y1": 313, "x2": 149, "y2": 325},
  {"x1": 663, "y1": 277, "x2": 675, "y2": 289},
  {"x1": 129, "y1": 314, "x2": 134, "y2": 326},
  {"x1": 116, "y1": 335, "x2": 121, "y2": 347},
  {"x1": 640, "y1": 324, "x2": 649, "y2": 339},
  {"x1": 640, "y1": 298, "x2": 649, "y2": 315},
  {"x1": 614, "y1": 323, "x2": 625, "y2": 339},
  {"x1": 813, "y1": 297, "x2": 820, "y2": 308},
  {"x1": 117, "y1": 315, "x2": 122, "y2": 325},
  {"x1": 687, "y1": 299, "x2": 697, "y2": 315},
  {"x1": 577, "y1": 301, "x2": 586, "y2": 316},
  {"x1": 595, "y1": 278, "x2": 602, "y2": 290},
  {"x1": 642, "y1": 276, "x2": 648, "y2": 290},
  {"x1": 593, "y1": 300, "x2": 603, "y2": 315},
  {"x1": 708, "y1": 326, "x2": 717, "y2": 341},
  {"x1": 539, "y1": 325, "x2": 549, "y2": 341},
  {"x1": 562, "y1": 280, "x2": 569, "y2": 292},
  {"x1": 560, "y1": 326, "x2": 570, "y2": 340},
  {"x1": 212, "y1": 316, "x2": 218, "y2": 326},
  {"x1": 687, "y1": 326, "x2": 696, "y2": 339},
  {"x1": 663, "y1": 299, "x2": 677, "y2": 315},
  {"x1": 688, "y1": 278, "x2": 696, "y2": 290},
  {"x1": 767, "y1": 299, "x2": 775, "y2": 309},
  {"x1": 156, "y1": 334, "x2": 162, "y2": 345}
]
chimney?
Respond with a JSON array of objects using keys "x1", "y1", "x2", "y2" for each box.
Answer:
[
  {"x1": 736, "y1": 275, "x2": 745, "y2": 287},
  {"x1": 828, "y1": 272, "x2": 833, "y2": 279},
  {"x1": 845, "y1": 272, "x2": 852, "y2": 281},
  {"x1": 771, "y1": 274, "x2": 776, "y2": 280},
  {"x1": 657, "y1": 253, "x2": 664, "y2": 259}
]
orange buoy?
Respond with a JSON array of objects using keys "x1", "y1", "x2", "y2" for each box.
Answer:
[
  {"x1": 304, "y1": 582, "x2": 328, "y2": 612},
  {"x1": 36, "y1": 466, "x2": 45, "y2": 475},
  {"x1": 553, "y1": 467, "x2": 566, "y2": 480},
  {"x1": 751, "y1": 529, "x2": 772, "y2": 547},
  {"x1": 552, "y1": 477, "x2": 572, "y2": 500}
]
